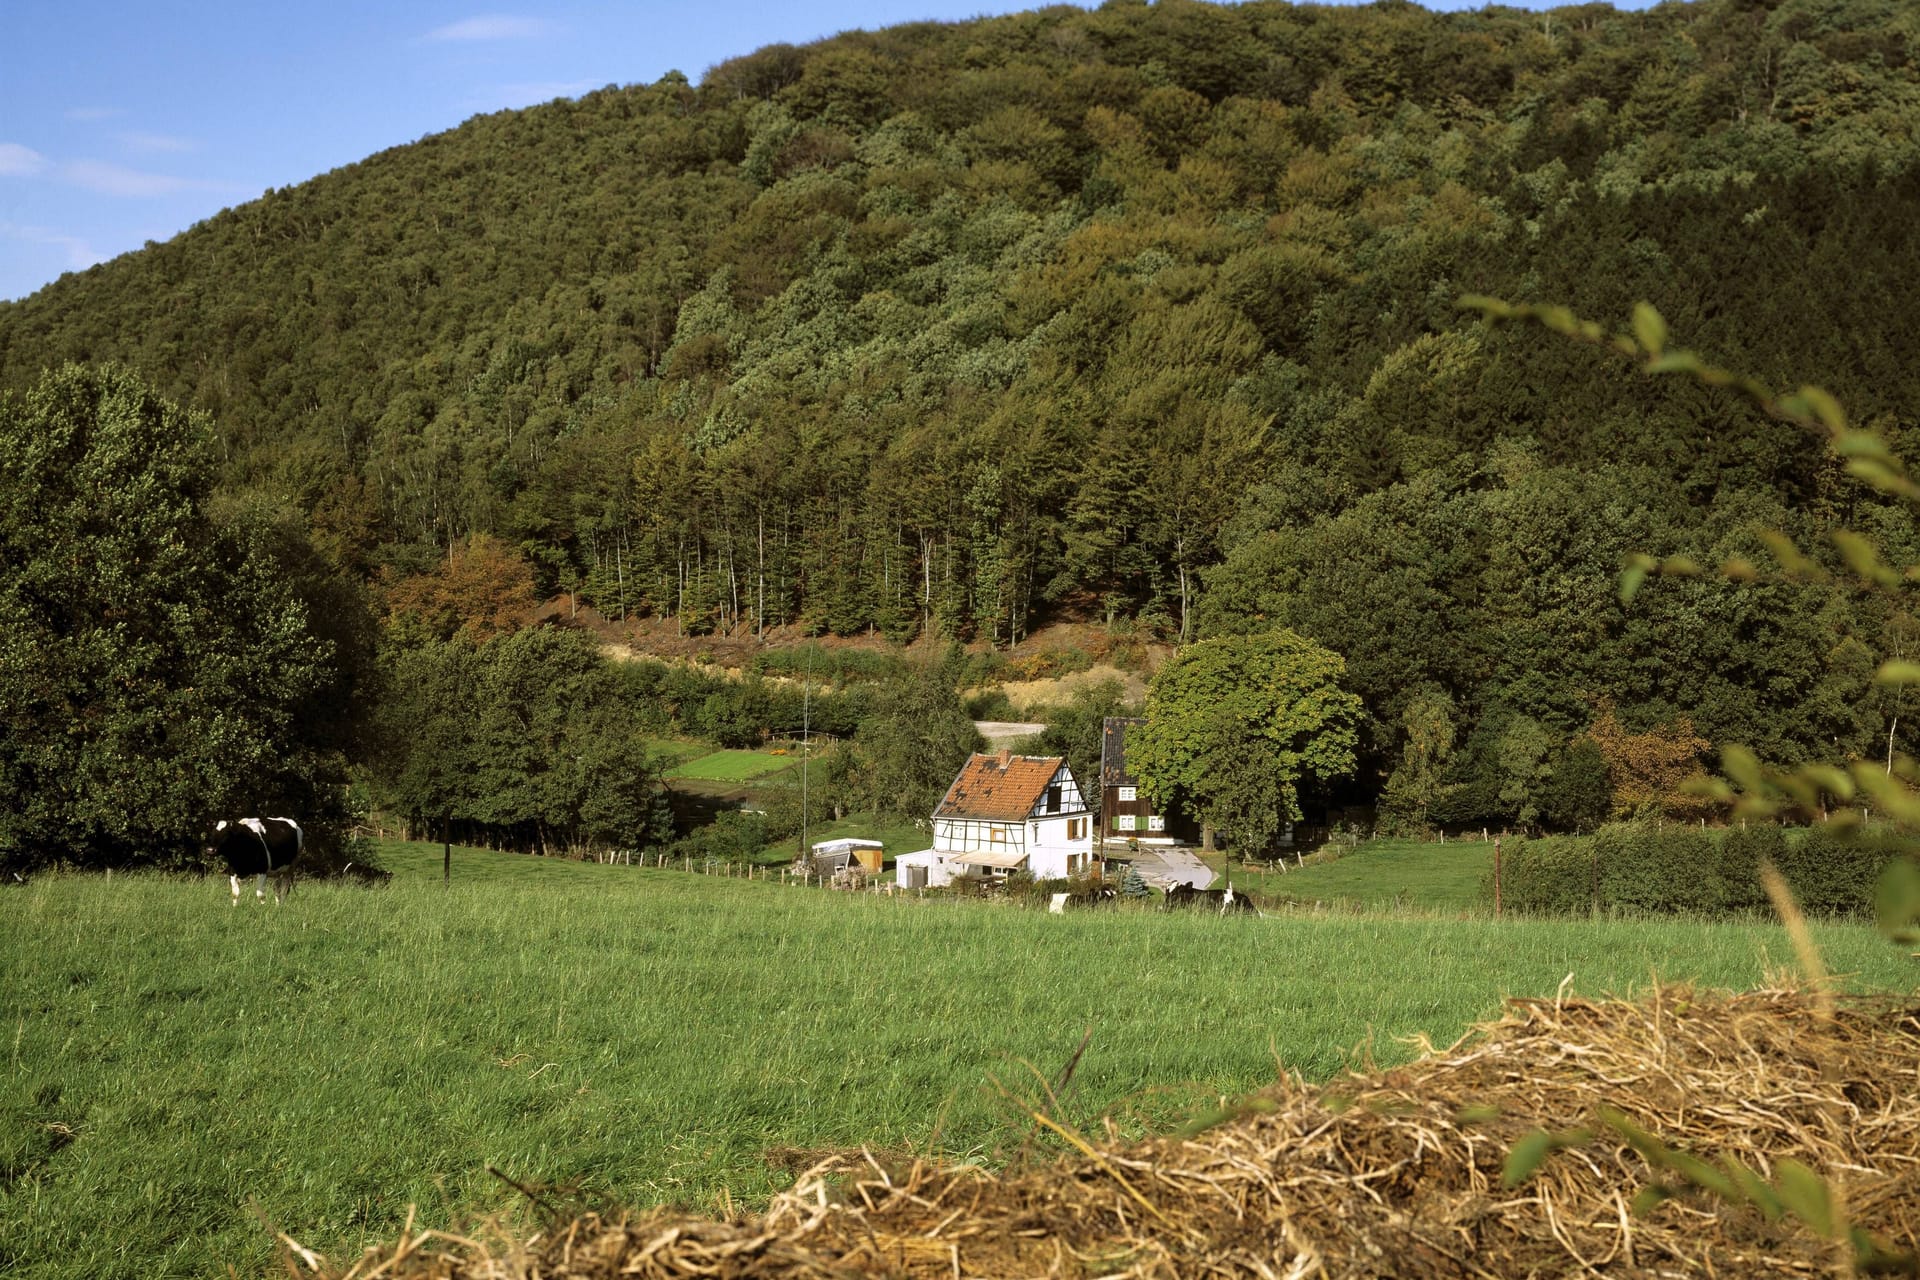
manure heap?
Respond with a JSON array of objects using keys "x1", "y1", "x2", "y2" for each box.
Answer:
[{"x1": 309, "y1": 986, "x2": 1919, "y2": 1278}]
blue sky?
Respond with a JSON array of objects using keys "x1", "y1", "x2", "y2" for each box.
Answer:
[{"x1": 0, "y1": 0, "x2": 1661, "y2": 303}]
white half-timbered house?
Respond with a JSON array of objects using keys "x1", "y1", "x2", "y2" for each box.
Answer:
[{"x1": 895, "y1": 751, "x2": 1096, "y2": 888}]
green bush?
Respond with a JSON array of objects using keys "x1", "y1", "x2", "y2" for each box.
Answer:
[
  {"x1": 1713, "y1": 824, "x2": 1783, "y2": 913},
  {"x1": 1776, "y1": 826, "x2": 1907, "y2": 916},
  {"x1": 964, "y1": 688, "x2": 1021, "y2": 720},
  {"x1": 1596, "y1": 824, "x2": 1716, "y2": 914},
  {"x1": 1484, "y1": 822, "x2": 1920, "y2": 920},
  {"x1": 1493, "y1": 836, "x2": 1593, "y2": 915},
  {"x1": 751, "y1": 645, "x2": 908, "y2": 685}
]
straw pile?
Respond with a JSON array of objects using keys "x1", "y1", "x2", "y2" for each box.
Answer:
[{"x1": 297, "y1": 985, "x2": 1920, "y2": 1279}]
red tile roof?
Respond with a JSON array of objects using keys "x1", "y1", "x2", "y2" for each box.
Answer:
[{"x1": 934, "y1": 752, "x2": 1066, "y2": 821}]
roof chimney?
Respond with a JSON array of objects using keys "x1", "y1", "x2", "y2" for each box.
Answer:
[{"x1": 997, "y1": 748, "x2": 1012, "y2": 768}]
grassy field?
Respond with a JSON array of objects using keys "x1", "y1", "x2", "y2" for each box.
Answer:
[
  {"x1": 1213, "y1": 838, "x2": 1496, "y2": 913},
  {"x1": 3, "y1": 849, "x2": 1913, "y2": 1279},
  {"x1": 663, "y1": 748, "x2": 802, "y2": 783},
  {"x1": 642, "y1": 738, "x2": 711, "y2": 769},
  {"x1": 375, "y1": 839, "x2": 635, "y2": 883}
]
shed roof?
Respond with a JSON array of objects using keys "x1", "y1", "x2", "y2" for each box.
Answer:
[
  {"x1": 811, "y1": 838, "x2": 885, "y2": 855},
  {"x1": 934, "y1": 752, "x2": 1067, "y2": 821}
]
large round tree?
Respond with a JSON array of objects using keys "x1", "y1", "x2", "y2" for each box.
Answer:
[
  {"x1": 0, "y1": 365, "x2": 333, "y2": 870},
  {"x1": 1132, "y1": 629, "x2": 1363, "y2": 854}
]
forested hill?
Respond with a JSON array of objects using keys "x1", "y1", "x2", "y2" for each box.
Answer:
[{"x1": 4, "y1": 0, "x2": 1919, "y2": 780}]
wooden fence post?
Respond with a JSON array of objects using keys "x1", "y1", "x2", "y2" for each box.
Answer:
[{"x1": 1493, "y1": 837, "x2": 1502, "y2": 920}]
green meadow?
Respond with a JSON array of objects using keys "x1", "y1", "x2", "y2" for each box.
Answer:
[
  {"x1": 662, "y1": 748, "x2": 801, "y2": 783},
  {"x1": 1216, "y1": 838, "x2": 1497, "y2": 913},
  {"x1": 3, "y1": 848, "x2": 1912, "y2": 1279}
]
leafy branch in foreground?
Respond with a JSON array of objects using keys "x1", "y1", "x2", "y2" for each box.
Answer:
[
  {"x1": 1463, "y1": 296, "x2": 1920, "y2": 897},
  {"x1": 1501, "y1": 1108, "x2": 1914, "y2": 1274},
  {"x1": 1465, "y1": 296, "x2": 1920, "y2": 1274}
]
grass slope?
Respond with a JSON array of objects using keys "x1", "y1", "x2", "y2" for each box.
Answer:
[
  {"x1": 373, "y1": 840, "x2": 633, "y2": 884},
  {"x1": 1215, "y1": 838, "x2": 1496, "y2": 913},
  {"x1": 664, "y1": 749, "x2": 800, "y2": 783},
  {"x1": 3, "y1": 853, "x2": 1911, "y2": 1279}
]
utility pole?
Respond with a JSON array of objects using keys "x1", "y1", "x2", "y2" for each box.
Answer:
[{"x1": 800, "y1": 634, "x2": 813, "y2": 864}]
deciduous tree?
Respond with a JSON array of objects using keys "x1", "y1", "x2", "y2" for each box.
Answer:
[
  {"x1": 0, "y1": 366, "x2": 333, "y2": 869},
  {"x1": 1132, "y1": 630, "x2": 1362, "y2": 854}
]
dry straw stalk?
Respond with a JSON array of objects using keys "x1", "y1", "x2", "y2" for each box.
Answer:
[{"x1": 297, "y1": 985, "x2": 1920, "y2": 1279}]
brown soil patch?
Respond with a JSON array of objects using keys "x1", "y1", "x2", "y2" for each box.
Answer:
[
  {"x1": 534, "y1": 602, "x2": 1167, "y2": 683},
  {"x1": 297, "y1": 985, "x2": 1919, "y2": 1278}
]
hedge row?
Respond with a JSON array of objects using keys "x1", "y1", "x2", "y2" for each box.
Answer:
[{"x1": 1488, "y1": 824, "x2": 1912, "y2": 918}]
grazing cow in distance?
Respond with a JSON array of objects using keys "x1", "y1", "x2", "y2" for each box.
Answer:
[
  {"x1": 210, "y1": 818, "x2": 304, "y2": 905},
  {"x1": 1165, "y1": 881, "x2": 1258, "y2": 914}
]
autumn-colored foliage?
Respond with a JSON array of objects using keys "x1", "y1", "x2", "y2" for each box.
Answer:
[
  {"x1": 1583, "y1": 700, "x2": 1713, "y2": 821},
  {"x1": 382, "y1": 534, "x2": 538, "y2": 640}
]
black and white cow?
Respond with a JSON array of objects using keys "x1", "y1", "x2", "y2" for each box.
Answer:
[
  {"x1": 1164, "y1": 881, "x2": 1258, "y2": 914},
  {"x1": 210, "y1": 818, "x2": 304, "y2": 904}
]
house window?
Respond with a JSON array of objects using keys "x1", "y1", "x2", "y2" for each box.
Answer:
[
  {"x1": 989, "y1": 826, "x2": 1006, "y2": 844},
  {"x1": 1046, "y1": 784, "x2": 1061, "y2": 813},
  {"x1": 1117, "y1": 786, "x2": 1137, "y2": 802},
  {"x1": 1148, "y1": 815, "x2": 1165, "y2": 833},
  {"x1": 1114, "y1": 815, "x2": 1137, "y2": 832},
  {"x1": 1066, "y1": 817, "x2": 1086, "y2": 841}
]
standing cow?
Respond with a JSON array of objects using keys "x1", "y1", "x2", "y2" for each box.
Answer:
[{"x1": 210, "y1": 818, "x2": 304, "y2": 904}]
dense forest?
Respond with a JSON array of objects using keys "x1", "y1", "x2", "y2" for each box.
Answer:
[{"x1": 4, "y1": 0, "x2": 1919, "y2": 843}]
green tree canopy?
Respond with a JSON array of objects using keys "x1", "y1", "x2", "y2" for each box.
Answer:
[
  {"x1": 374, "y1": 626, "x2": 674, "y2": 856},
  {"x1": 0, "y1": 365, "x2": 334, "y2": 869},
  {"x1": 1131, "y1": 629, "x2": 1362, "y2": 853},
  {"x1": 842, "y1": 645, "x2": 983, "y2": 818}
]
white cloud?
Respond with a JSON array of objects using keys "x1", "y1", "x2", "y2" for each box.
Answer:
[
  {"x1": 0, "y1": 222, "x2": 105, "y2": 271},
  {"x1": 116, "y1": 131, "x2": 197, "y2": 155},
  {"x1": 424, "y1": 14, "x2": 550, "y2": 42},
  {"x1": 60, "y1": 160, "x2": 240, "y2": 199},
  {"x1": 0, "y1": 143, "x2": 49, "y2": 177}
]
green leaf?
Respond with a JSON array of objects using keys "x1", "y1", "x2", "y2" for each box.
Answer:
[
  {"x1": 1645, "y1": 351, "x2": 1701, "y2": 375},
  {"x1": 1725, "y1": 1160, "x2": 1784, "y2": 1221},
  {"x1": 1664, "y1": 1149, "x2": 1739, "y2": 1202},
  {"x1": 1850, "y1": 764, "x2": 1920, "y2": 824},
  {"x1": 1832, "y1": 429, "x2": 1892, "y2": 461},
  {"x1": 1503, "y1": 1129, "x2": 1556, "y2": 1188},
  {"x1": 1629, "y1": 1184, "x2": 1674, "y2": 1216},
  {"x1": 1598, "y1": 1107, "x2": 1668, "y2": 1163},
  {"x1": 1619, "y1": 564, "x2": 1647, "y2": 604},
  {"x1": 1631, "y1": 302, "x2": 1667, "y2": 359},
  {"x1": 1832, "y1": 531, "x2": 1901, "y2": 587},
  {"x1": 1875, "y1": 661, "x2": 1920, "y2": 686},
  {"x1": 1720, "y1": 744, "x2": 1766, "y2": 792},
  {"x1": 1537, "y1": 305, "x2": 1580, "y2": 336},
  {"x1": 1799, "y1": 764, "x2": 1855, "y2": 801},
  {"x1": 1456, "y1": 294, "x2": 1510, "y2": 318},
  {"x1": 1775, "y1": 1160, "x2": 1835, "y2": 1237},
  {"x1": 1757, "y1": 530, "x2": 1823, "y2": 580},
  {"x1": 1873, "y1": 858, "x2": 1920, "y2": 943},
  {"x1": 1795, "y1": 385, "x2": 1847, "y2": 435},
  {"x1": 1844, "y1": 457, "x2": 1920, "y2": 501}
]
